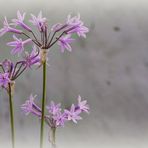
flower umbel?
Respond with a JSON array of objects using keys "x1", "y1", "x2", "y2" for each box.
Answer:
[
  {"x1": 0, "y1": 12, "x2": 89, "y2": 56},
  {"x1": 21, "y1": 95, "x2": 89, "y2": 127}
]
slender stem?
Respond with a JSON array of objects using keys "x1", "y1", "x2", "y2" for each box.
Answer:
[
  {"x1": 47, "y1": 31, "x2": 51, "y2": 45},
  {"x1": 48, "y1": 32, "x2": 65, "y2": 48},
  {"x1": 13, "y1": 65, "x2": 27, "y2": 80},
  {"x1": 40, "y1": 60, "x2": 47, "y2": 148},
  {"x1": 8, "y1": 83, "x2": 15, "y2": 148},
  {"x1": 47, "y1": 31, "x2": 57, "y2": 47},
  {"x1": 12, "y1": 61, "x2": 23, "y2": 77},
  {"x1": 31, "y1": 31, "x2": 38, "y2": 42},
  {"x1": 22, "y1": 32, "x2": 41, "y2": 46},
  {"x1": 12, "y1": 62, "x2": 24, "y2": 79}
]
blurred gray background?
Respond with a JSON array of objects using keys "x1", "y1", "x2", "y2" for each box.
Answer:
[{"x1": 0, "y1": 0, "x2": 148, "y2": 147}]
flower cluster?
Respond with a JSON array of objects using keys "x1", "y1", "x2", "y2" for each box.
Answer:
[
  {"x1": 0, "y1": 10, "x2": 89, "y2": 57},
  {"x1": 0, "y1": 47, "x2": 40, "y2": 90},
  {"x1": 0, "y1": 11, "x2": 90, "y2": 147},
  {"x1": 21, "y1": 95, "x2": 89, "y2": 128}
]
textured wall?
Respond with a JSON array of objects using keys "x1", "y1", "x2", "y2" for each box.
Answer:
[{"x1": 0, "y1": 0, "x2": 148, "y2": 147}]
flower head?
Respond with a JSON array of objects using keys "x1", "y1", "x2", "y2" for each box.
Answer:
[
  {"x1": 30, "y1": 11, "x2": 47, "y2": 32},
  {"x1": 64, "y1": 104, "x2": 82, "y2": 123},
  {"x1": 21, "y1": 94, "x2": 41, "y2": 117},
  {"x1": 0, "y1": 73, "x2": 10, "y2": 88},
  {"x1": 0, "y1": 17, "x2": 22, "y2": 36},
  {"x1": 58, "y1": 34, "x2": 74, "y2": 52},
  {"x1": 21, "y1": 95, "x2": 89, "y2": 127},
  {"x1": 12, "y1": 10, "x2": 32, "y2": 32},
  {"x1": 7, "y1": 35, "x2": 32, "y2": 55}
]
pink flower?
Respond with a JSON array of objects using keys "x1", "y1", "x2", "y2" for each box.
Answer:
[
  {"x1": 77, "y1": 95, "x2": 89, "y2": 113},
  {"x1": 12, "y1": 10, "x2": 32, "y2": 32},
  {"x1": 66, "y1": 14, "x2": 82, "y2": 26},
  {"x1": 66, "y1": 14, "x2": 89, "y2": 38},
  {"x1": 7, "y1": 35, "x2": 32, "y2": 55},
  {"x1": 47, "y1": 101, "x2": 61, "y2": 115},
  {"x1": 0, "y1": 73, "x2": 10, "y2": 88},
  {"x1": 30, "y1": 11, "x2": 47, "y2": 32},
  {"x1": 23, "y1": 46, "x2": 40, "y2": 68},
  {"x1": 51, "y1": 23, "x2": 68, "y2": 32},
  {"x1": 51, "y1": 23, "x2": 63, "y2": 32},
  {"x1": 21, "y1": 95, "x2": 89, "y2": 127},
  {"x1": 54, "y1": 112, "x2": 67, "y2": 127},
  {"x1": 58, "y1": 34, "x2": 74, "y2": 52},
  {"x1": 0, "y1": 17, "x2": 22, "y2": 36},
  {"x1": 64, "y1": 104, "x2": 82, "y2": 123},
  {"x1": 21, "y1": 94, "x2": 41, "y2": 117}
]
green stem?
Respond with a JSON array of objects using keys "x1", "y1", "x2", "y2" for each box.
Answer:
[
  {"x1": 40, "y1": 60, "x2": 47, "y2": 148},
  {"x1": 8, "y1": 83, "x2": 15, "y2": 148}
]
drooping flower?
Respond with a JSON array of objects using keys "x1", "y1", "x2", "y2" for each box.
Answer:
[
  {"x1": 64, "y1": 104, "x2": 82, "y2": 123},
  {"x1": 0, "y1": 17, "x2": 22, "y2": 36},
  {"x1": 30, "y1": 11, "x2": 47, "y2": 32},
  {"x1": 23, "y1": 46, "x2": 40, "y2": 68},
  {"x1": 76, "y1": 95, "x2": 89, "y2": 113},
  {"x1": 12, "y1": 10, "x2": 32, "y2": 32},
  {"x1": 58, "y1": 34, "x2": 74, "y2": 52},
  {"x1": 21, "y1": 94, "x2": 41, "y2": 117},
  {"x1": 0, "y1": 73, "x2": 10, "y2": 88},
  {"x1": 7, "y1": 35, "x2": 32, "y2": 55}
]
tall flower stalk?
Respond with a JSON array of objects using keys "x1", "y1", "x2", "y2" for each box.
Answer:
[
  {"x1": 40, "y1": 60, "x2": 47, "y2": 148},
  {"x1": 0, "y1": 55, "x2": 39, "y2": 148},
  {"x1": 8, "y1": 82, "x2": 15, "y2": 148},
  {"x1": 0, "y1": 10, "x2": 89, "y2": 148}
]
